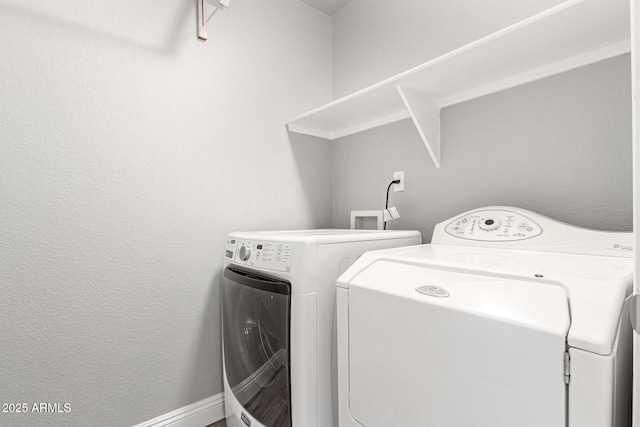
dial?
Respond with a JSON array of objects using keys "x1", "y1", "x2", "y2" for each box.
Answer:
[
  {"x1": 478, "y1": 218, "x2": 502, "y2": 231},
  {"x1": 238, "y1": 245, "x2": 252, "y2": 261}
]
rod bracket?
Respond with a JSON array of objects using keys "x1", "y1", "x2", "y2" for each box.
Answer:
[{"x1": 198, "y1": 0, "x2": 230, "y2": 41}]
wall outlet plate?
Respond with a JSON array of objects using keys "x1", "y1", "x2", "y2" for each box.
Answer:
[{"x1": 394, "y1": 171, "x2": 404, "y2": 192}]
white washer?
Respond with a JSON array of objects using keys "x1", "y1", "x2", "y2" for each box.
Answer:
[
  {"x1": 222, "y1": 229, "x2": 421, "y2": 427},
  {"x1": 337, "y1": 207, "x2": 634, "y2": 427}
]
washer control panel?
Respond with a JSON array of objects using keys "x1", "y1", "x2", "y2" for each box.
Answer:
[
  {"x1": 225, "y1": 238, "x2": 293, "y2": 272},
  {"x1": 445, "y1": 209, "x2": 542, "y2": 241}
]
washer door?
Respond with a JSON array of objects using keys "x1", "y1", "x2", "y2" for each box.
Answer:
[
  {"x1": 346, "y1": 261, "x2": 570, "y2": 427},
  {"x1": 223, "y1": 266, "x2": 291, "y2": 427}
]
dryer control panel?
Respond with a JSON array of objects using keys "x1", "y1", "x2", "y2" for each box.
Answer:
[
  {"x1": 445, "y1": 209, "x2": 542, "y2": 241},
  {"x1": 225, "y1": 238, "x2": 293, "y2": 272}
]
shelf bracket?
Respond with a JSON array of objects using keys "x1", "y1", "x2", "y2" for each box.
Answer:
[
  {"x1": 198, "y1": 0, "x2": 230, "y2": 41},
  {"x1": 397, "y1": 86, "x2": 441, "y2": 168}
]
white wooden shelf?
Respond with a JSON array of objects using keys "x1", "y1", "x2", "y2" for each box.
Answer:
[{"x1": 285, "y1": 0, "x2": 630, "y2": 168}]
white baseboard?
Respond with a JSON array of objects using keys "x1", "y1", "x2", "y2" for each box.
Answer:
[{"x1": 133, "y1": 393, "x2": 225, "y2": 427}]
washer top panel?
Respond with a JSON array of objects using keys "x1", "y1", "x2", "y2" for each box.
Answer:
[
  {"x1": 337, "y1": 207, "x2": 634, "y2": 355},
  {"x1": 434, "y1": 206, "x2": 632, "y2": 257},
  {"x1": 445, "y1": 209, "x2": 542, "y2": 241},
  {"x1": 229, "y1": 229, "x2": 420, "y2": 244}
]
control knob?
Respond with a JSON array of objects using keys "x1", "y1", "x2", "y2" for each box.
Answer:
[
  {"x1": 239, "y1": 245, "x2": 252, "y2": 261},
  {"x1": 478, "y1": 218, "x2": 502, "y2": 231}
]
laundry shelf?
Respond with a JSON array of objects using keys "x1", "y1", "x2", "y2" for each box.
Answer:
[{"x1": 285, "y1": 0, "x2": 630, "y2": 168}]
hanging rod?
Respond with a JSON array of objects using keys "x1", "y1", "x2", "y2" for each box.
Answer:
[{"x1": 198, "y1": 0, "x2": 231, "y2": 41}]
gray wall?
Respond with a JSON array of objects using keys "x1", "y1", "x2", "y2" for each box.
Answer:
[
  {"x1": 332, "y1": 54, "x2": 632, "y2": 240},
  {"x1": 0, "y1": 1, "x2": 331, "y2": 426},
  {"x1": 329, "y1": 0, "x2": 632, "y2": 239},
  {"x1": 1, "y1": 1, "x2": 633, "y2": 426}
]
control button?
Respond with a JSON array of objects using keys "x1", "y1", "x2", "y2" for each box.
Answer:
[{"x1": 239, "y1": 245, "x2": 252, "y2": 261}]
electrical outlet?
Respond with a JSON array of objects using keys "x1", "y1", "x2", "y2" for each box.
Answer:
[{"x1": 393, "y1": 171, "x2": 404, "y2": 192}]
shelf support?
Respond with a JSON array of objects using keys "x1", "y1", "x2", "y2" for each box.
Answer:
[
  {"x1": 198, "y1": 0, "x2": 230, "y2": 41},
  {"x1": 397, "y1": 86, "x2": 441, "y2": 168}
]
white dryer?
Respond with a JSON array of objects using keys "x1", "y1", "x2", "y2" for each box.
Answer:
[
  {"x1": 222, "y1": 229, "x2": 421, "y2": 427},
  {"x1": 337, "y1": 207, "x2": 633, "y2": 427}
]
